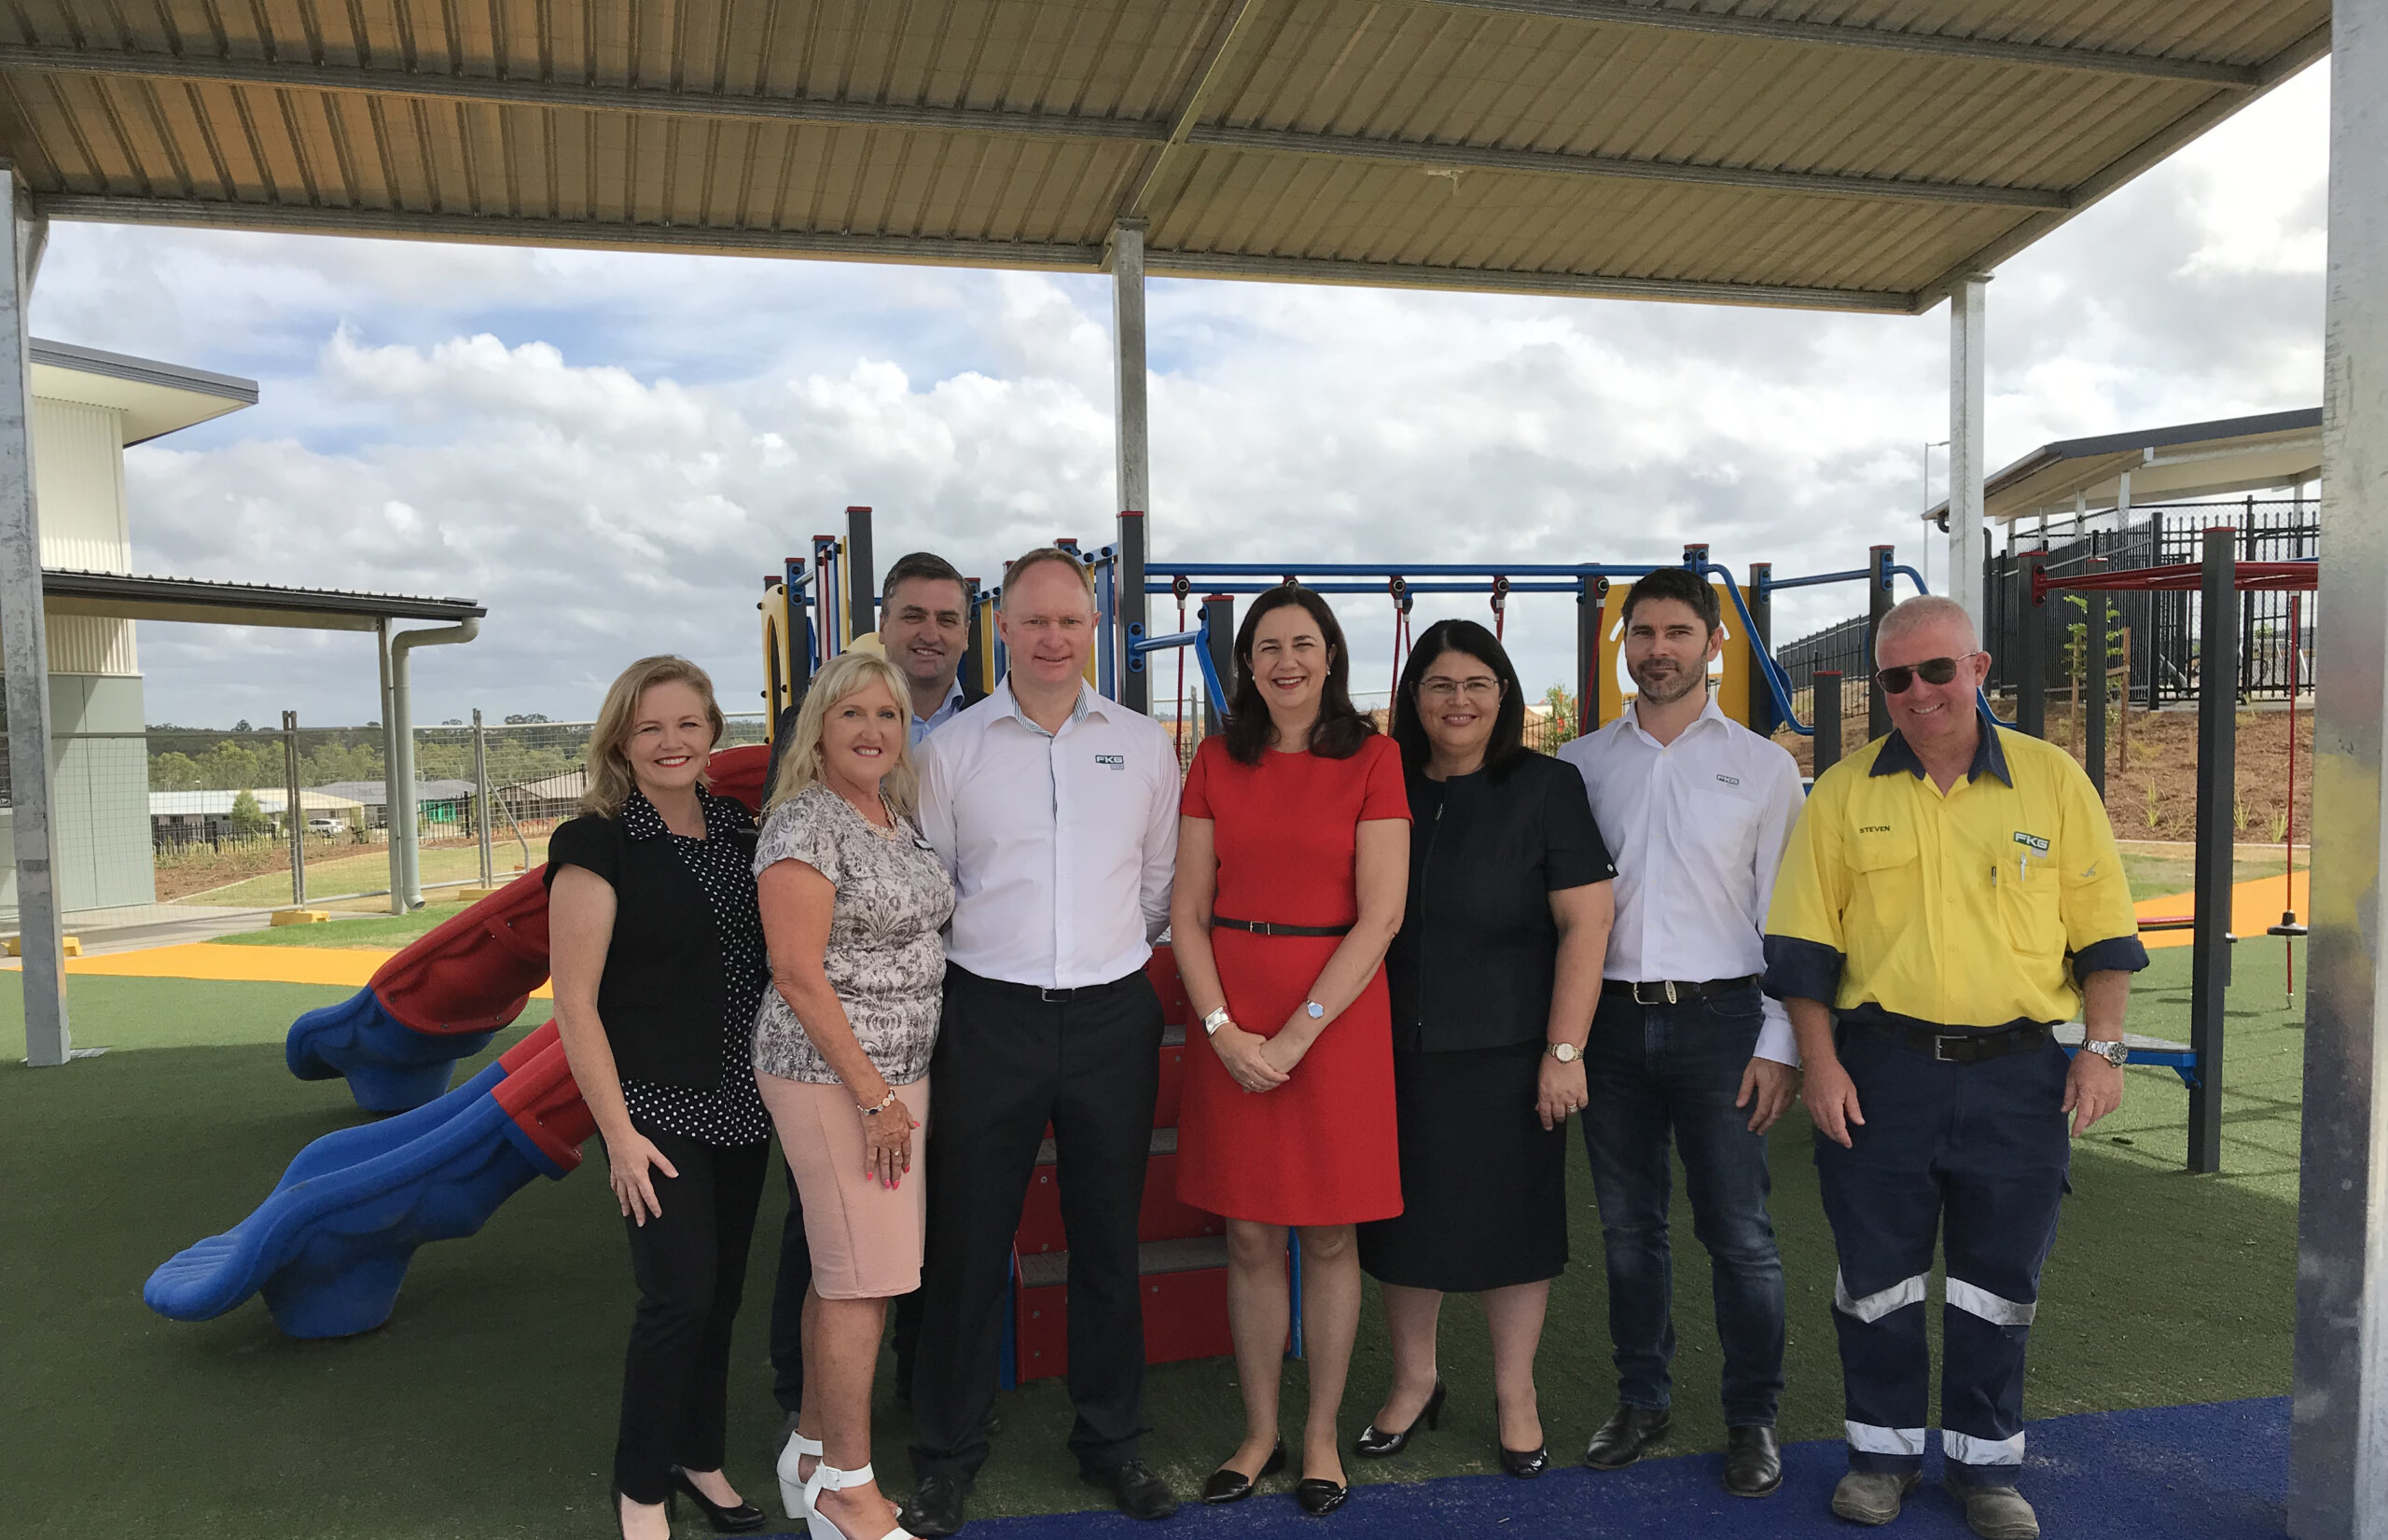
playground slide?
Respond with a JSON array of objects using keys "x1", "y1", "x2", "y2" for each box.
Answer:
[{"x1": 146, "y1": 746, "x2": 771, "y2": 1336}]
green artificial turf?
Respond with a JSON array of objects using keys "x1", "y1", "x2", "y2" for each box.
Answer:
[
  {"x1": 0, "y1": 945, "x2": 2302, "y2": 1539},
  {"x1": 209, "y1": 906, "x2": 479, "y2": 950}
]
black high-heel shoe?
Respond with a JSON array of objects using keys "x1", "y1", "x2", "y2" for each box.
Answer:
[
  {"x1": 1295, "y1": 1476, "x2": 1350, "y2": 1516},
  {"x1": 670, "y1": 1466, "x2": 770, "y2": 1533},
  {"x1": 1354, "y1": 1379, "x2": 1447, "y2": 1458},
  {"x1": 1493, "y1": 1398, "x2": 1549, "y2": 1478},
  {"x1": 1201, "y1": 1440, "x2": 1286, "y2": 1505}
]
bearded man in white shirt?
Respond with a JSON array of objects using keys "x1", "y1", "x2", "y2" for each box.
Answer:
[
  {"x1": 1557, "y1": 565, "x2": 1807, "y2": 1500},
  {"x1": 899, "y1": 548, "x2": 1184, "y2": 1536}
]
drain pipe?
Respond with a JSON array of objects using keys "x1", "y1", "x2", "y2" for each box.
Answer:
[{"x1": 388, "y1": 617, "x2": 481, "y2": 909}]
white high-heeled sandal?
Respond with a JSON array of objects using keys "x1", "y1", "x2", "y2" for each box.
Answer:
[
  {"x1": 774, "y1": 1427, "x2": 826, "y2": 1520},
  {"x1": 802, "y1": 1461, "x2": 916, "y2": 1540}
]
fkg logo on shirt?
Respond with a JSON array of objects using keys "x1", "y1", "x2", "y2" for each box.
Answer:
[
  {"x1": 2013, "y1": 831, "x2": 2050, "y2": 854},
  {"x1": 1093, "y1": 754, "x2": 1125, "y2": 769}
]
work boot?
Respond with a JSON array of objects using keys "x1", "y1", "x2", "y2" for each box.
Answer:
[
  {"x1": 1830, "y1": 1469, "x2": 1922, "y2": 1525},
  {"x1": 1945, "y1": 1478, "x2": 2040, "y2": 1540}
]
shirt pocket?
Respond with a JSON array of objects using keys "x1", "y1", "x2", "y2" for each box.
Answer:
[
  {"x1": 1993, "y1": 841, "x2": 2066, "y2": 958},
  {"x1": 1844, "y1": 825, "x2": 1922, "y2": 935},
  {"x1": 1686, "y1": 776, "x2": 1764, "y2": 876}
]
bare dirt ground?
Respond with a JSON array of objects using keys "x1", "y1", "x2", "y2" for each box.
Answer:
[{"x1": 1775, "y1": 701, "x2": 2315, "y2": 848}]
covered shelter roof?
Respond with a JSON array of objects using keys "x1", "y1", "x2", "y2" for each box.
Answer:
[
  {"x1": 1924, "y1": 407, "x2": 2323, "y2": 524},
  {"x1": 40, "y1": 569, "x2": 486, "y2": 631},
  {"x1": 30, "y1": 338, "x2": 257, "y2": 445},
  {"x1": 0, "y1": 1, "x2": 2327, "y2": 313}
]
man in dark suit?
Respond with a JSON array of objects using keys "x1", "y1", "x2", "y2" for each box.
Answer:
[{"x1": 767, "y1": 550, "x2": 984, "y2": 1464}]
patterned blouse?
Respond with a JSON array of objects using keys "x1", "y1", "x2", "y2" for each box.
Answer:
[
  {"x1": 614, "y1": 788, "x2": 772, "y2": 1146},
  {"x1": 751, "y1": 783, "x2": 955, "y2": 1087}
]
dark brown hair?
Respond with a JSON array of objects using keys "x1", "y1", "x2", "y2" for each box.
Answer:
[
  {"x1": 1221, "y1": 586, "x2": 1376, "y2": 766},
  {"x1": 1617, "y1": 565, "x2": 1721, "y2": 634}
]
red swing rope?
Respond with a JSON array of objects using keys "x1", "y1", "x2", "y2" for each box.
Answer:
[
  {"x1": 1491, "y1": 575, "x2": 1510, "y2": 641},
  {"x1": 1388, "y1": 576, "x2": 1412, "y2": 701}
]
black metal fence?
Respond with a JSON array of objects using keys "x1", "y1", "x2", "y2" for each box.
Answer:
[{"x1": 1774, "y1": 499, "x2": 2319, "y2": 720}]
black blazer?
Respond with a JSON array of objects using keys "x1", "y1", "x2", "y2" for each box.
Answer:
[
  {"x1": 544, "y1": 789, "x2": 760, "y2": 1088},
  {"x1": 1385, "y1": 751, "x2": 1616, "y2": 1054}
]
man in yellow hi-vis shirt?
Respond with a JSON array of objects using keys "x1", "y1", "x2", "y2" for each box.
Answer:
[{"x1": 1763, "y1": 596, "x2": 2145, "y2": 1540}]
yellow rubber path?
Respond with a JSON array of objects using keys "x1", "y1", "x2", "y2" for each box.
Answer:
[{"x1": 7, "y1": 942, "x2": 555, "y2": 997}]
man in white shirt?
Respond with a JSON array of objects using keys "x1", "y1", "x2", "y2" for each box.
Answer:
[
  {"x1": 900, "y1": 548, "x2": 1183, "y2": 1535},
  {"x1": 1558, "y1": 566, "x2": 1806, "y2": 1500},
  {"x1": 767, "y1": 549, "x2": 985, "y2": 1456}
]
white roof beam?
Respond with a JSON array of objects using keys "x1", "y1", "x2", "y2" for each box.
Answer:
[{"x1": 1424, "y1": 1, "x2": 2264, "y2": 87}]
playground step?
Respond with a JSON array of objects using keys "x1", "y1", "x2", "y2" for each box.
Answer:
[
  {"x1": 1013, "y1": 1236, "x2": 1234, "y2": 1381},
  {"x1": 1020, "y1": 1129, "x2": 1220, "y2": 1252}
]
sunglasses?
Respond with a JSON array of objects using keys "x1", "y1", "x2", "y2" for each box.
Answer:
[{"x1": 1874, "y1": 652, "x2": 1981, "y2": 694}]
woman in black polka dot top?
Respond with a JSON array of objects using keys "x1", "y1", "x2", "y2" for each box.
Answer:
[{"x1": 548, "y1": 655, "x2": 773, "y2": 1540}]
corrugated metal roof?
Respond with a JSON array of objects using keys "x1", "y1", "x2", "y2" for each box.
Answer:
[{"x1": 0, "y1": 1, "x2": 2327, "y2": 312}]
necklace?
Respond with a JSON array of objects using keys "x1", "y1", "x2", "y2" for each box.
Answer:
[{"x1": 843, "y1": 787, "x2": 905, "y2": 841}]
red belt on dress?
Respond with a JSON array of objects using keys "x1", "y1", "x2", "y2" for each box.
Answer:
[{"x1": 1212, "y1": 915, "x2": 1353, "y2": 938}]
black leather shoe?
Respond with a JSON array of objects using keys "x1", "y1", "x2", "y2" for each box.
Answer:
[
  {"x1": 1082, "y1": 1459, "x2": 1179, "y2": 1521},
  {"x1": 1582, "y1": 1406, "x2": 1673, "y2": 1470},
  {"x1": 1295, "y1": 1478, "x2": 1350, "y2": 1516},
  {"x1": 669, "y1": 1468, "x2": 768, "y2": 1533},
  {"x1": 1201, "y1": 1441, "x2": 1287, "y2": 1504},
  {"x1": 1723, "y1": 1425, "x2": 1784, "y2": 1498},
  {"x1": 1355, "y1": 1379, "x2": 1447, "y2": 1458},
  {"x1": 900, "y1": 1473, "x2": 971, "y2": 1537}
]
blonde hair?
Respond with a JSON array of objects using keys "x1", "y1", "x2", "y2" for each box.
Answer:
[
  {"x1": 766, "y1": 651, "x2": 922, "y2": 815},
  {"x1": 582, "y1": 656, "x2": 728, "y2": 817}
]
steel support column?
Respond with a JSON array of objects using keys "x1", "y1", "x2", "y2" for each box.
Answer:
[
  {"x1": 1948, "y1": 276, "x2": 1989, "y2": 633},
  {"x1": 0, "y1": 164, "x2": 68, "y2": 1064},
  {"x1": 1117, "y1": 511, "x2": 1149, "y2": 712},
  {"x1": 2189, "y1": 528, "x2": 2236, "y2": 1176},
  {"x1": 1747, "y1": 562, "x2": 1775, "y2": 735},
  {"x1": 2016, "y1": 550, "x2": 2048, "y2": 740},
  {"x1": 1866, "y1": 545, "x2": 1894, "y2": 741},
  {"x1": 845, "y1": 506, "x2": 875, "y2": 637},
  {"x1": 2295, "y1": 0, "x2": 2388, "y2": 1528}
]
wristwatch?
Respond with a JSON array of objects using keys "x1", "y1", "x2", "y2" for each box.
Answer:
[
  {"x1": 2080, "y1": 1038, "x2": 2129, "y2": 1068},
  {"x1": 1305, "y1": 1000, "x2": 1326, "y2": 1020},
  {"x1": 1546, "y1": 1042, "x2": 1581, "y2": 1064},
  {"x1": 1201, "y1": 1006, "x2": 1233, "y2": 1037}
]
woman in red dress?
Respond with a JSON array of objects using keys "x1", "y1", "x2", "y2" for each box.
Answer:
[{"x1": 1171, "y1": 585, "x2": 1410, "y2": 1517}]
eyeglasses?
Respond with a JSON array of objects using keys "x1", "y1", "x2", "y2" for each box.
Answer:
[
  {"x1": 1873, "y1": 653, "x2": 1982, "y2": 694},
  {"x1": 1421, "y1": 677, "x2": 1503, "y2": 701}
]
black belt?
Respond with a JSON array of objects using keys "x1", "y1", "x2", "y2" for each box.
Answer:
[
  {"x1": 949, "y1": 964, "x2": 1145, "y2": 1006},
  {"x1": 1602, "y1": 975, "x2": 1760, "y2": 1006},
  {"x1": 1212, "y1": 915, "x2": 1353, "y2": 938},
  {"x1": 1861, "y1": 1019, "x2": 2050, "y2": 1065}
]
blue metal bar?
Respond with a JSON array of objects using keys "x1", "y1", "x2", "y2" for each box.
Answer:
[
  {"x1": 1890, "y1": 563, "x2": 1929, "y2": 596},
  {"x1": 1145, "y1": 561, "x2": 1662, "y2": 579},
  {"x1": 1132, "y1": 628, "x2": 1202, "y2": 657},
  {"x1": 1192, "y1": 608, "x2": 1229, "y2": 720},
  {"x1": 1761, "y1": 566, "x2": 1872, "y2": 592},
  {"x1": 1145, "y1": 580, "x2": 1590, "y2": 596},
  {"x1": 1696, "y1": 562, "x2": 1809, "y2": 737}
]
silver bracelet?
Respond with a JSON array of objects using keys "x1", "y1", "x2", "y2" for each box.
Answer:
[{"x1": 859, "y1": 1089, "x2": 897, "y2": 1116}]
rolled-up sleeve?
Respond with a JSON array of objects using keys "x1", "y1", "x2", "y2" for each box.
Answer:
[
  {"x1": 1763, "y1": 769, "x2": 1851, "y2": 1007},
  {"x1": 2057, "y1": 754, "x2": 2149, "y2": 980}
]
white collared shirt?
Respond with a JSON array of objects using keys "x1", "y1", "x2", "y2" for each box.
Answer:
[
  {"x1": 917, "y1": 677, "x2": 1180, "y2": 990},
  {"x1": 911, "y1": 679, "x2": 966, "y2": 746},
  {"x1": 1558, "y1": 693, "x2": 1807, "y2": 1066}
]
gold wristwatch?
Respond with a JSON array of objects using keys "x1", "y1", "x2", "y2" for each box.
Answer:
[{"x1": 1546, "y1": 1042, "x2": 1581, "y2": 1064}]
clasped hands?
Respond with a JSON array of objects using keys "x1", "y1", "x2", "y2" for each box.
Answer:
[{"x1": 1210, "y1": 1019, "x2": 1312, "y2": 1093}]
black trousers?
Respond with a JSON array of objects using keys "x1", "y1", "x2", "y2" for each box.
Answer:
[
  {"x1": 616, "y1": 1122, "x2": 769, "y2": 1504},
  {"x1": 769, "y1": 1158, "x2": 926, "y2": 1414},
  {"x1": 909, "y1": 964, "x2": 1162, "y2": 1481}
]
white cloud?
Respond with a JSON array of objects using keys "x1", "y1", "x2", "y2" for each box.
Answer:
[{"x1": 30, "y1": 64, "x2": 2329, "y2": 726}]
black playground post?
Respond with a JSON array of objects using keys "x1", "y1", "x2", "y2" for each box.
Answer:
[
  {"x1": 1747, "y1": 562, "x2": 1776, "y2": 736},
  {"x1": 1117, "y1": 510, "x2": 1148, "y2": 713},
  {"x1": 1813, "y1": 670, "x2": 1843, "y2": 777},
  {"x1": 2084, "y1": 565, "x2": 2110, "y2": 798},
  {"x1": 2016, "y1": 548, "x2": 2048, "y2": 740},
  {"x1": 1578, "y1": 575, "x2": 1609, "y2": 732},
  {"x1": 1866, "y1": 545, "x2": 1894, "y2": 741},
  {"x1": 961, "y1": 577, "x2": 986, "y2": 697},
  {"x1": 845, "y1": 505, "x2": 876, "y2": 635},
  {"x1": 1201, "y1": 593, "x2": 1235, "y2": 737},
  {"x1": 2189, "y1": 526, "x2": 2238, "y2": 1174}
]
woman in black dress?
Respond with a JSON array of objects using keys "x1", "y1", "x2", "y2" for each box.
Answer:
[
  {"x1": 548, "y1": 655, "x2": 772, "y2": 1540},
  {"x1": 1354, "y1": 620, "x2": 1615, "y2": 1477}
]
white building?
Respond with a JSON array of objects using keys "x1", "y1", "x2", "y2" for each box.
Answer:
[{"x1": 0, "y1": 341, "x2": 256, "y2": 914}]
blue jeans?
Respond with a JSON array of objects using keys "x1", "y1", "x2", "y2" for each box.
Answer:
[{"x1": 1580, "y1": 987, "x2": 1786, "y2": 1427}]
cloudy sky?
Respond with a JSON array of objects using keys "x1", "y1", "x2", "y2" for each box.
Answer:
[{"x1": 33, "y1": 62, "x2": 2328, "y2": 731}]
